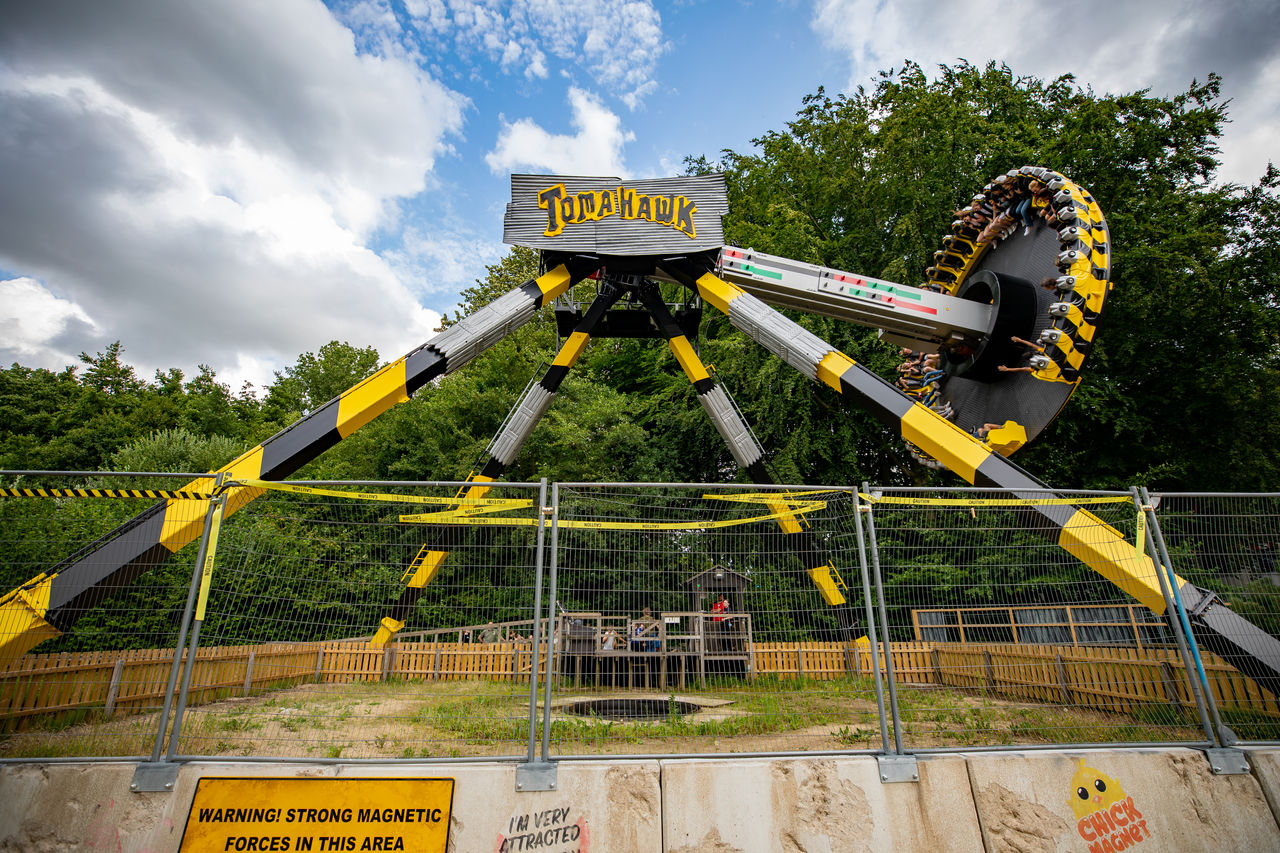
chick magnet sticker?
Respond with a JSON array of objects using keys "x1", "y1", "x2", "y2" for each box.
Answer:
[{"x1": 1067, "y1": 760, "x2": 1151, "y2": 852}]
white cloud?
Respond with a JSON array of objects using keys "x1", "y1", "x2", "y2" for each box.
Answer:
[
  {"x1": 811, "y1": 0, "x2": 1280, "y2": 184},
  {"x1": 0, "y1": 0, "x2": 462, "y2": 390},
  {"x1": 0, "y1": 278, "x2": 100, "y2": 369},
  {"x1": 386, "y1": 226, "x2": 508, "y2": 297},
  {"x1": 485, "y1": 87, "x2": 635, "y2": 176},
  {"x1": 405, "y1": 0, "x2": 667, "y2": 108}
]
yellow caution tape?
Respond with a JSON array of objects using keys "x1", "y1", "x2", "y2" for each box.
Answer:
[
  {"x1": 1, "y1": 487, "x2": 214, "y2": 500},
  {"x1": 230, "y1": 480, "x2": 838, "y2": 530},
  {"x1": 1135, "y1": 509, "x2": 1147, "y2": 558},
  {"x1": 400, "y1": 502, "x2": 828, "y2": 531},
  {"x1": 228, "y1": 478, "x2": 527, "y2": 508},
  {"x1": 858, "y1": 493, "x2": 1131, "y2": 506},
  {"x1": 194, "y1": 498, "x2": 227, "y2": 622}
]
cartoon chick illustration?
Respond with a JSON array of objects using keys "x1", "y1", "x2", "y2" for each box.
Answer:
[{"x1": 1067, "y1": 758, "x2": 1127, "y2": 820}]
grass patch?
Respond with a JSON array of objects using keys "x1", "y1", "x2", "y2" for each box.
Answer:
[
  {"x1": 1219, "y1": 706, "x2": 1280, "y2": 740},
  {"x1": 0, "y1": 673, "x2": 1229, "y2": 759}
]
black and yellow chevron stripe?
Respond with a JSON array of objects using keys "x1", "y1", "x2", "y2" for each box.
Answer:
[
  {"x1": 1, "y1": 487, "x2": 213, "y2": 500},
  {"x1": 676, "y1": 265, "x2": 1170, "y2": 617}
]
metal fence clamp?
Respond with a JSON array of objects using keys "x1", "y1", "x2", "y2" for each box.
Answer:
[
  {"x1": 1204, "y1": 748, "x2": 1250, "y2": 775},
  {"x1": 876, "y1": 754, "x2": 919, "y2": 784},
  {"x1": 515, "y1": 760, "x2": 559, "y2": 792}
]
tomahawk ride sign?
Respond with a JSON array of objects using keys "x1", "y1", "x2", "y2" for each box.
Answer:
[
  {"x1": 179, "y1": 778, "x2": 453, "y2": 852},
  {"x1": 503, "y1": 173, "x2": 729, "y2": 254}
]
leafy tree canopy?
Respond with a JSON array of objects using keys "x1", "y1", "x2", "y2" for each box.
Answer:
[{"x1": 2, "y1": 62, "x2": 1276, "y2": 491}]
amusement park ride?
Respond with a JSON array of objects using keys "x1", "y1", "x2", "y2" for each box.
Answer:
[{"x1": 3, "y1": 167, "x2": 1279, "y2": 701}]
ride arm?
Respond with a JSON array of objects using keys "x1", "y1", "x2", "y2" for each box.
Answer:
[
  {"x1": 716, "y1": 246, "x2": 993, "y2": 351},
  {"x1": 0, "y1": 259, "x2": 599, "y2": 667},
  {"x1": 371, "y1": 277, "x2": 624, "y2": 645},
  {"x1": 674, "y1": 263, "x2": 1280, "y2": 699},
  {"x1": 634, "y1": 282, "x2": 853, "y2": 612}
]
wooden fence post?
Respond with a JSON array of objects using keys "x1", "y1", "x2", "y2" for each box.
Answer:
[
  {"x1": 381, "y1": 646, "x2": 395, "y2": 681},
  {"x1": 983, "y1": 650, "x2": 995, "y2": 693},
  {"x1": 243, "y1": 651, "x2": 256, "y2": 697},
  {"x1": 103, "y1": 658, "x2": 125, "y2": 719},
  {"x1": 930, "y1": 647, "x2": 943, "y2": 686},
  {"x1": 431, "y1": 646, "x2": 442, "y2": 682},
  {"x1": 1055, "y1": 654, "x2": 1072, "y2": 705},
  {"x1": 1160, "y1": 661, "x2": 1185, "y2": 709},
  {"x1": 314, "y1": 648, "x2": 324, "y2": 684}
]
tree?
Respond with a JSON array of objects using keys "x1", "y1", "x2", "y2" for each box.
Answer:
[
  {"x1": 703, "y1": 62, "x2": 1280, "y2": 490},
  {"x1": 263, "y1": 341, "x2": 382, "y2": 420},
  {"x1": 79, "y1": 342, "x2": 143, "y2": 396},
  {"x1": 109, "y1": 428, "x2": 244, "y2": 474}
]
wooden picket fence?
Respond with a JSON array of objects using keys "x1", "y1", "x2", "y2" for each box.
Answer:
[
  {"x1": 3, "y1": 638, "x2": 1277, "y2": 733},
  {"x1": 752, "y1": 640, "x2": 1280, "y2": 717},
  {"x1": 0, "y1": 642, "x2": 325, "y2": 732}
]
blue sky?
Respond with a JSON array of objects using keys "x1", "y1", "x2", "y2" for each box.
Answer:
[{"x1": 1, "y1": 0, "x2": 1276, "y2": 393}]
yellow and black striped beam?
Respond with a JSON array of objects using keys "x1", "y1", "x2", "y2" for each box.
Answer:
[
  {"x1": 674, "y1": 260, "x2": 1280, "y2": 697},
  {"x1": 671, "y1": 262, "x2": 1169, "y2": 611},
  {"x1": 635, "y1": 282, "x2": 851, "y2": 611},
  {"x1": 0, "y1": 259, "x2": 601, "y2": 665},
  {"x1": 372, "y1": 280, "x2": 623, "y2": 645}
]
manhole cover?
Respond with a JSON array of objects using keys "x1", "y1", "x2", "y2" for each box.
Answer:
[{"x1": 562, "y1": 698, "x2": 700, "y2": 721}]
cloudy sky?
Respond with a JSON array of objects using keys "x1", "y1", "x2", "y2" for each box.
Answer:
[{"x1": 2, "y1": 0, "x2": 1276, "y2": 393}]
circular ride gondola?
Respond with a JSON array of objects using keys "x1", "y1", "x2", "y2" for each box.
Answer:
[{"x1": 902, "y1": 166, "x2": 1111, "y2": 464}]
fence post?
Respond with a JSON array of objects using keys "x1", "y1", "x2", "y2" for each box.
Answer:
[
  {"x1": 1055, "y1": 654, "x2": 1072, "y2": 705},
  {"x1": 862, "y1": 483, "x2": 906, "y2": 757},
  {"x1": 516, "y1": 480, "x2": 555, "y2": 791},
  {"x1": 314, "y1": 647, "x2": 324, "y2": 683},
  {"x1": 538, "y1": 481, "x2": 561, "y2": 765},
  {"x1": 1132, "y1": 487, "x2": 1217, "y2": 744},
  {"x1": 243, "y1": 651, "x2": 255, "y2": 696},
  {"x1": 852, "y1": 488, "x2": 892, "y2": 755},
  {"x1": 1160, "y1": 661, "x2": 1185, "y2": 710},
  {"x1": 165, "y1": 489, "x2": 230, "y2": 763},
  {"x1": 104, "y1": 658, "x2": 125, "y2": 719},
  {"x1": 134, "y1": 473, "x2": 225, "y2": 788}
]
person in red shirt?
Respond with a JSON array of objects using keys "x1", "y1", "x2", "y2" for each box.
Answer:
[{"x1": 712, "y1": 595, "x2": 729, "y2": 622}]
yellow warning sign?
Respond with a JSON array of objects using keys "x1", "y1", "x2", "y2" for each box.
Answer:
[{"x1": 180, "y1": 777, "x2": 453, "y2": 852}]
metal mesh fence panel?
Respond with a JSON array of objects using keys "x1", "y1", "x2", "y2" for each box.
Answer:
[
  {"x1": 0, "y1": 472, "x2": 213, "y2": 758},
  {"x1": 1150, "y1": 493, "x2": 1280, "y2": 741},
  {"x1": 544, "y1": 484, "x2": 879, "y2": 757},
  {"x1": 169, "y1": 481, "x2": 546, "y2": 760},
  {"x1": 863, "y1": 487, "x2": 1212, "y2": 751}
]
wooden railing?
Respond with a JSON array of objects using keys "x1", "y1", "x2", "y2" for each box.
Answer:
[{"x1": 3, "y1": 638, "x2": 1276, "y2": 732}]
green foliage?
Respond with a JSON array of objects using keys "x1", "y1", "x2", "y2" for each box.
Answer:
[
  {"x1": 263, "y1": 340, "x2": 381, "y2": 421},
  {"x1": 109, "y1": 428, "x2": 245, "y2": 474}
]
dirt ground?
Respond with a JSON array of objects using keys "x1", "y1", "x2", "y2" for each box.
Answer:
[{"x1": 1, "y1": 676, "x2": 1205, "y2": 761}]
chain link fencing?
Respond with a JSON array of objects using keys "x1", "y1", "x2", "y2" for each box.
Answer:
[
  {"x1": 0, "y1": 472, "x2": 213, "y2": 758},
  {"x1": 1, "y1": 474, "x2": 1277, "y2": 763},
  {"x1": 1148, "y1": 492, "x2": 1280, "y2": 741}
]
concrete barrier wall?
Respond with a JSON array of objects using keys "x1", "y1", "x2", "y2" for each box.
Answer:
[{"x1": 1, "y1": 749, "x2": 1277, "y2": 852}]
